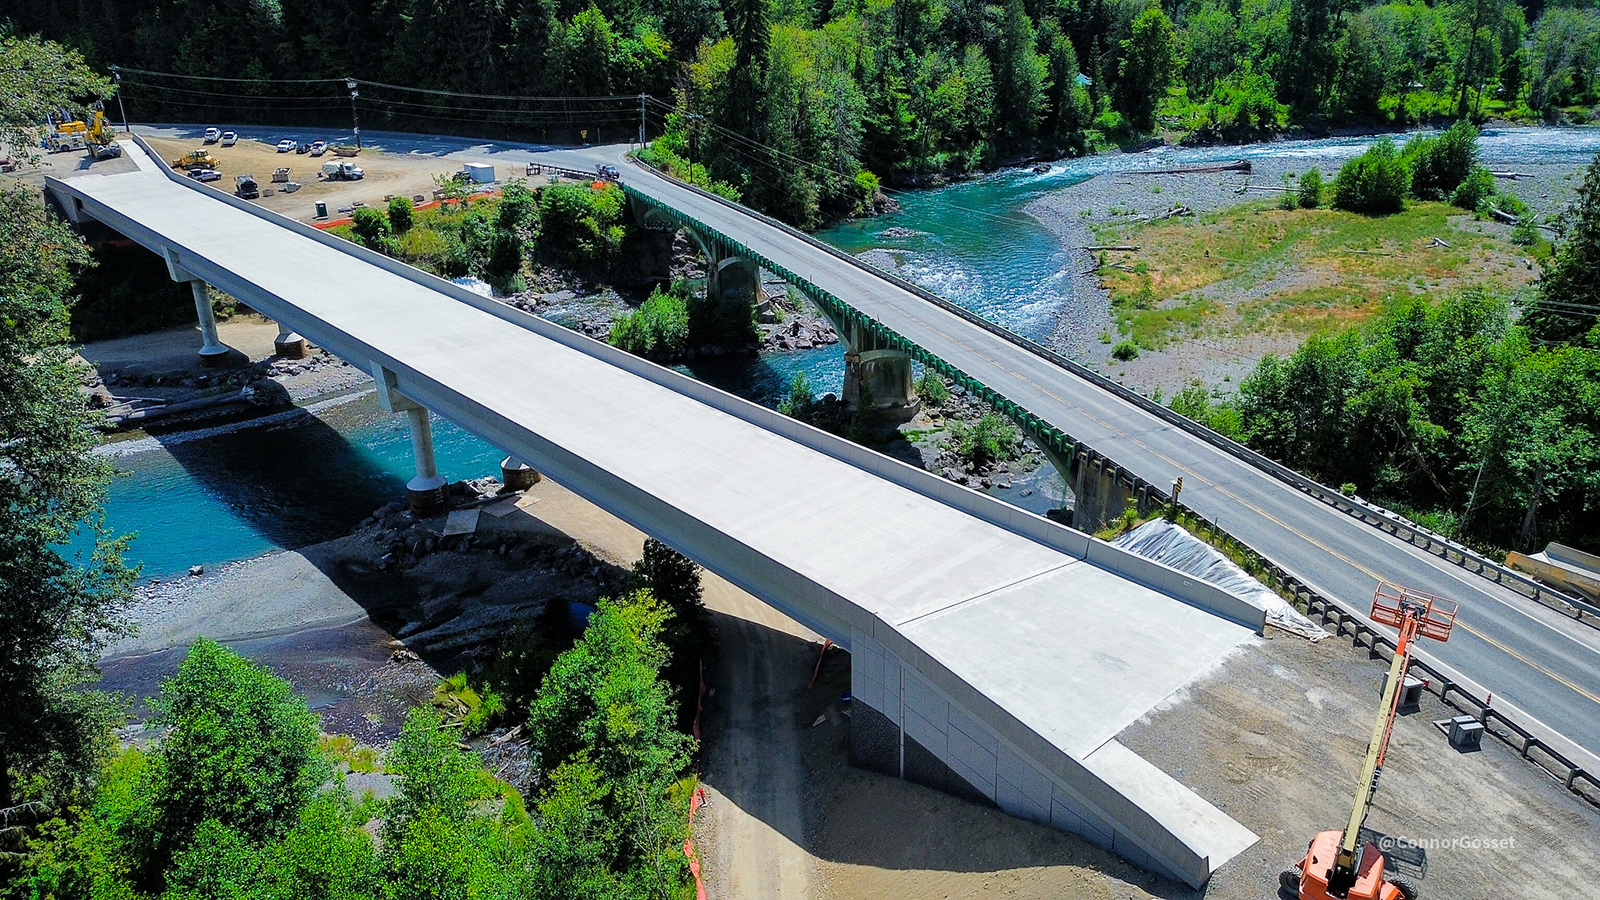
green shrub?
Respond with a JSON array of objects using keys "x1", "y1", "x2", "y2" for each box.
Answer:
[
  {"x1": 1406, "y1": 120, "x2": 1478, "y2": 201},
  {"x1": 538, "y1": 182, "x2": 626, "y2": 270},
  {"x1": 609, "y1": 286, "x2": 689, "y2": 360},
  {"x1": 386, "y1": 196, "x2": 414, "y2": 233},
  {"x1": 1510, "y1": 218, "x2": 1540, "y2": 245},
  {"x1": 854, "y1": 170, "x2": 881, "y2": 213},
  {"x1": 950, "y1": 412, "x2": 1017, "y2": 467},
  {"x1": 1333, "y1": 139, "x2": 1410, "y2": 214},
  {"x1": 1112, "y1": 339, "x2": 1140, "y2": 360},
  {"x1": 138, "y1": 639, "x2": 329, "y2": 884},
  {"x1": 1297, "y1": 169, "x2": 1324, "y2": 209},
  {"x1": 350, "y1": 207, "x2": 391, "y2": 253},
  {"x1": 916, "y1": 372, "x2": 950, "y2": 405},
  {"x1": 1450, "y1": 166, "x2": 1496, "y2": 211}
]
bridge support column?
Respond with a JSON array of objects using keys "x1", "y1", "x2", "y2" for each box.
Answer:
[
  {"x1": 273, "y1": 321, "x2": 307, "y2": 359},
  {"x1": 372, "y1": 362, "x2": 447, "y2": 515},
  {"x1": 162, "y1": 248, "x2": 235, "y2": 367},
  {"x1": 500, "y1": 456, "x2": 541, "y2": 491},
  {"x1": 838, "y1": 318, "x2": 916, "y2": 413},
  {"x1": 404, "y1": 407, "x2": 448, "y2": 516},
  {"x1": 1072, "y1": 454, "x2": 1129, "y2": 532},
  {"x1": 188, "y1": 281, "x2": 232, "y2": 367}
]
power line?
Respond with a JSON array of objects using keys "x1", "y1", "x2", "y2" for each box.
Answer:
[{"x1": 111, "y1": 65, "x2": 343, "y2": 84}]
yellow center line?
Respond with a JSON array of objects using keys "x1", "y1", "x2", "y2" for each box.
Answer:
[{"x1": 1456, "y1": 620, "x2": 1600, "y2": 706}]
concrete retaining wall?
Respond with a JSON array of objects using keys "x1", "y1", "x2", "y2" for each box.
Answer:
[{"x1": 848, "y1": 626, "x2": 1232, "y2": 887}]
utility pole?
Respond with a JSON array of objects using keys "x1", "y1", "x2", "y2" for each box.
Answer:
[
  {"x1": 111, "y1": 66, "x2": 130, "y2": 133},
  {"x1": 347, "y1": 78, "x2": 362, "y2": 149},
  {"x1": 639, "y1": 94, "x2": 647, "y2": 145}
]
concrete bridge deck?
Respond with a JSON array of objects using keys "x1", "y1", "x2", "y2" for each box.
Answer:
[
  {"x1": 532, "y1": 145, "x2": 1600, "y2": 773},
  {"x1": 50, "y1": 138, "x2": 1265, "y2": 887}
]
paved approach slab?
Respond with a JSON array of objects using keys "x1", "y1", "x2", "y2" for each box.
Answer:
[{"x1": 50, "y1": 139, "x2": 1262, "y2": 886}]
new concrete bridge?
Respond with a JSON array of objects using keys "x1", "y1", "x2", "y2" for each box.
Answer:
[
  {"x1": 49, "y1": 137, "x2": 1273, "y2": 887},
  {"x1": 528, "y1": 144, "x2": 1600, "y2": 785}
]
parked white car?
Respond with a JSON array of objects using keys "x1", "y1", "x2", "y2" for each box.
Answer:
[
  {"x1": 203, "y1": 127, "x2": 221, "y2": 143},
  {"x1": 309, "y1": 140, "x2": 328, "y2": 157},
  {"x1": 276, "y1": 139, "x2": 296, "y2": 153},
  {"x1": 221, "y1": 131, "x2": 238, "y2": 147}
]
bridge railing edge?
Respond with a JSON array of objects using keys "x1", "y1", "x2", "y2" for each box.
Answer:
[{"x1": 621, "y1": 158, "x2": 1599, "y2": 627}]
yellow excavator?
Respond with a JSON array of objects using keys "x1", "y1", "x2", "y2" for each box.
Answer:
[
  {"x1": 85, "y1": 100, "x2": 122, "y2": 159},
  {"x1": 1280, "y1": 582, "x2": 1457, "y2": 900}
]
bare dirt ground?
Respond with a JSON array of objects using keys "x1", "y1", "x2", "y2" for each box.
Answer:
[
  {"x1": 141, "y1": 135, "x2": 460, "y2": 221},
  {"x1": 1119, "y1": 630, "x2": 1600, "y2": 900}
]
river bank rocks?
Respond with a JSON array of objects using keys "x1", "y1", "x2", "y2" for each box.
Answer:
[{"x1": 907, "y1": 382, "x2": 1045, "y2": 489}]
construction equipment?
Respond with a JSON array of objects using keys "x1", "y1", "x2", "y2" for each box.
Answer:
[
  {"x1": 41, "y1": 102, "x2": 122, "y2": 159},
  {"x1": 235, "y1": 174, "x2": 260, "y2": 199},
  {"x1": 85, "y1": 101, "x2": 122, "y2": 159},
  {"x1": 172, "y1": 149, "x2": 221, "y2": 170},
  {"x1": 1281, "y1": 582, "x2": 1457, "y2": 900},
  {"x1": 42, "y1": 109, "x2": 89, "y2": 153}
]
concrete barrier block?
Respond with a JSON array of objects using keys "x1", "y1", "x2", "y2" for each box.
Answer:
[
  {"x1": 948, "y1": 751, "x2": 997, "y2": 801},
  {"x1": 996, "y1": 744, "x2": 1055, "y2": 813},
  {"x1": 1052, "y1": 796, "x2": 1114, "y2": 850},
  {"x1": 995, "y1": 774, "x2": 1051, "y2": 825},
  {"x1": 946, "y1": 723, "x2": 998, "y2": 782},
  {"x1": 901, "y1": 671, "x2": 948, "y2": 726},
  {"x1": 903, "y1": 708, "x2": 946, "y2": 753},
  {"x1": 947, "y1": 703, "x2": 1000, "y2": 756}
]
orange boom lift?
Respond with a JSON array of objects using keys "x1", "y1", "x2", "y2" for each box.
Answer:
[{"x1": 1282, "y1": 582, "x2": 1457, "y2": 900}]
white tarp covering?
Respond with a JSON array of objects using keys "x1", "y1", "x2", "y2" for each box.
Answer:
[{"x1": 1112, "y1": 519, "x2": 1326, "y2": 641}]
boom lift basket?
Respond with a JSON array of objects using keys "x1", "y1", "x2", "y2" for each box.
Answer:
[{"x1": 1370, "y1": 582, "x2": 1457, "y2": 643}]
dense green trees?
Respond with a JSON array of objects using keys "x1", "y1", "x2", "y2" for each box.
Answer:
[
  {"x1": 1171, "y1": 284, "x2": 1598, "y2": 552},
  {"x1": 16, "y1": 0, "x2": 1600, "y2": 226},
  {"x1": 20, "y1": 596, "x2": 702, "y2": 899},
  {"x1": 1524, "y1": 153, "x2": 1600, "y2": 344},
  {"x1": 0, "y1": 37, "x2": 134, "y2": 824}
]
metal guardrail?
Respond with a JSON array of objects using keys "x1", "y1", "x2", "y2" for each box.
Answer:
[
  {"x1": 622, "y1": 158, "x2": 1600, "y2": 631},
  {"x1": 624, "y1": 157, "x2": 1600, "y2": 805}
]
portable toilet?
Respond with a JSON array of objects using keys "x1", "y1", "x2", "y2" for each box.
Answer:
[
  {"x1": 461, "y1": 162, "x2": 495, "y2": 183},
  {"x1": 315, "y1": 201, "x2": 328, "y2": 219}
]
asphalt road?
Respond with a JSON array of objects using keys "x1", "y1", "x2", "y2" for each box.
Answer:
[{"x1": 534, "y1": 145, "x2": 1600, "y2": 767}]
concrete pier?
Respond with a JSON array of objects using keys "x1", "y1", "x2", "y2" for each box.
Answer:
[
  {"x1": 273, "y1": 321, "x2": 307, "y2": 358},
  {"x1": 163, "y1": 247, "x2": 234, "y2": 366},
  {"x1": 500, "y1": 456, "x2": 541, "y2": 491},
  {"x1": 838, "y1": 320, "x2": 915, "y2": 411},
  {"x1": 404, "y1": 406, "x2": 447, "y2": 515}
]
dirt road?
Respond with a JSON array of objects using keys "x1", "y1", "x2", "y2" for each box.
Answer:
[{"x1": 696, "y1": 584, "x2": 822, "y2": 899}]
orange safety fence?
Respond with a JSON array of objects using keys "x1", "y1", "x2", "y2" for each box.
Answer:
[
  {"x1": 309, "y1": 189, "x2": 505, "y2": 231},
  {"x1": 684, "y1": 786, "x2": 708, "y2": 900}
]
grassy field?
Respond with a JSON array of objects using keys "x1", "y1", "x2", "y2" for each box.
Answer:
[{"x1": 1091, "y1": 200, "x2": 1546, "y2": 349}]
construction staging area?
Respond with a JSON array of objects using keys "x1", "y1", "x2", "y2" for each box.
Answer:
[{"x1": 40, "y1": 134, "x2": 1600, "y2": 898}]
